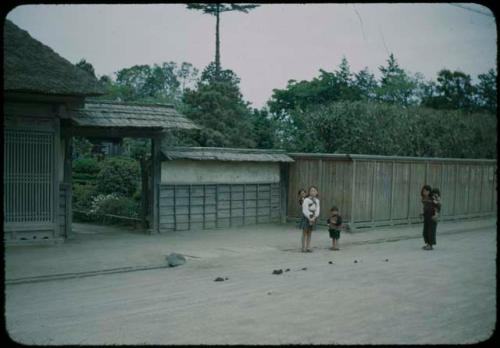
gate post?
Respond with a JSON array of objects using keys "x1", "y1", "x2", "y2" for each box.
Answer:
[
  {"x1": 151, "y1": 135, "x2": 162, "y2": 234},
  {"x1": 280, "y1": 163, "x2": 289, "y2": 224},
  {"x1": 350, "y1": 159, "x2": 356, "y2": 229},
  {"x1": 63, "y1": 132, "x2": 73, "y2": 239}
]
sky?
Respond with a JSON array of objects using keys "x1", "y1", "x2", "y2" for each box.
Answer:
[{"x1": 6, "y1": 3, "x2": 497, "y2": 108}]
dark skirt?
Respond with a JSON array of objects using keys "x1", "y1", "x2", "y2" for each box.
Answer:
[
  {"x1": 422, "y1": 216, "x2": 437, "y2": 245},
  {"x1": 298, "y1": 215, "x2": 316, "y2": 230},
  {"x1": 329, "y1": 229, "x2": 340, "y2": 240}
]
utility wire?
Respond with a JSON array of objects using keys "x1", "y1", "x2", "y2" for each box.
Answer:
[{"x1": 352, "y1": 4, "x2": 367, "y2": 41}]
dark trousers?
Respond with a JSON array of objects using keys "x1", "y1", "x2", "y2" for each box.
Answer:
[{"x1": 423, "y1": 216, "x2": 437, "y2": 245}]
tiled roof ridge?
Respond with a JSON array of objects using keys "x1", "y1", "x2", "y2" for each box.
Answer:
[
  {"x1": 164, "y1": 146, "x2": 289, "y2": 154},
  {"x1": 85, "y1": 100, "x2": 175, "y2": 108}
]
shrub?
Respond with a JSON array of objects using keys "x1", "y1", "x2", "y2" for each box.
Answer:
[
  {"x1": 72, "y1": 137, "x2": 94, "y2": 158},
  {"x1": 73, "y1": 157, "x2": 100, "y2": 175},
  {"x1": 96, "y1": 157, "x2": 140, "y2": 196},
  {"x1": 73, "y1": 173, "x2": 98, "y2": 186},
  {"x1": 132, "y1": 190, "x2": 142, "y2": 202},
  {"x1": 72, "y1": 183, "x2": 98, "y2": 211},
  {"x1": 285, "y1": 100, "x2": 497, "y2": 158},
  {"x1": 90, "y1": 194, "x2": 139, "y2": 218}
]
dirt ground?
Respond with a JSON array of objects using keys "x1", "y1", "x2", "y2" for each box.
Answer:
[{"x1": 5, "y1": 224, "x2": 496, "y2": 345}]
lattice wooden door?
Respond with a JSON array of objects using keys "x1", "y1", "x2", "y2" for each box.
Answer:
[{"x1": 4, "y1": 129, "x2": 55, "y2": 225}]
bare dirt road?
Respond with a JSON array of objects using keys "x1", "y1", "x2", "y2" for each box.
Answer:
[{"x1": 5, "y1": 226, "x2": 496, "y2": 345}]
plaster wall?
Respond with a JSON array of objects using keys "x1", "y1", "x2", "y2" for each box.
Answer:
[{"x1": 161, "y1": 160, "x2": 280, "y2": 184}]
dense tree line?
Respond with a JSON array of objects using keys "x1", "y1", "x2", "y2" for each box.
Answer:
[
  {"x1": 76, "y1": 53, "x2": 496, "y2": 159},
  {"x1": 266, "y1": 54, "x2": 496, "y2": 158},
  {"x1": 276, "y1": 101, "x2": 496, "y2": 158},
  {"x1": 268, "y1": 54, "x2": 496, "y2": 116}
]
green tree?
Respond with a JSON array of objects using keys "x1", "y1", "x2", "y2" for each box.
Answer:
[
  {"x1": 186, "y1": 3, "x2": 259, "y2": 79},
  {"x1": 72, "y1": 137, "x2": 94, "y2": 159},
  {"x1": 421, "y1": 69, "x2": 476, "y2": 110},
  {"x1": 177, "y1": 62, "x2": 200, "y2": 94},
  {"x1": 354, "y1": 67, "x2": 378, "y2": 101},
  {"x1": 114, "y1": 63, "x2": 180, "y2": 103},
  {"x1": 334, "y1": 56, "x2": 361, "y2": 101},
  {"x1": 268, "y1": 75, "x2": 335, "y2": 119},
  {"x1": 95, "y1": 74, "x2": 129, "y2": 101},
  {"x1": 181, "y1": 62, "x2": 255, "y2": 148},
  {"x1": 96, "y1": 62, "x2": 199, "y2": 105},
  {"x1": 377, "y1": 53, "x2": 419, "y2": 106},
  {"x1": 249, "y1": 108, "x2": 275, "y2": 149},
  {"x1": 95, "y1": 62, "x2": 199, "y2": 106},
  {"x1": 76, "y1": 58, "x2": 96, "y2": 78},
  {"x1": 476, "y1": 69, "x2": 497, "y2": 114},
  {"x1": 268, "y1": 57, "x2": 371, "y2": 119}
]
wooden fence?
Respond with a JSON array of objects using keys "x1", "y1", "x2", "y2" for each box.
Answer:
[{"x1": 287, "y1": 154, "x2": 496, "y2": 229}]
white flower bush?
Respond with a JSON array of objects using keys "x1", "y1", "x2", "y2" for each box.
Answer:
[{"x1": 89, "y1": 193, "x2": 120, "y2": 215}]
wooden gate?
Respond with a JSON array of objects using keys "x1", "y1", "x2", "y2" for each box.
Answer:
[{"x1": 3, "y1": 128, "x2": 56, "y2": 240}]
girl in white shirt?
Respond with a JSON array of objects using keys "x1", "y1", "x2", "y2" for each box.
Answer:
[{"x1": 298, "y1": 186, "x2": 320, "y2": 252}]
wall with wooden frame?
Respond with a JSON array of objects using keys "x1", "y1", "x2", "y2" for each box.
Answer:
[{"x1": 159, "y1": 183, "x2": 281, "y2": 232}]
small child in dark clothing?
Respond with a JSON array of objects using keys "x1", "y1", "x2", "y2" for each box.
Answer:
[
  {"x1": 298, "y1": 188, "x2": 307, "y2": 209},
  {"x1": 326, "y1": 206, "x2": 343, "y2": 250},
  {"x1": 430, "y1": 188, "x2": 441, "y2": 222}
]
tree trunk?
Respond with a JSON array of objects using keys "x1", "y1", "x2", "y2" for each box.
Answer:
[{"x1": 215, "y1": 4, "x2": 221, "y2": 79}]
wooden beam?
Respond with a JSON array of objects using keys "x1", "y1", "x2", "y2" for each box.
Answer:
[
  {"x1": 151, "y1": 135, "x2": 161, "y2": 234},
  {"x1": 243, "y1": 184, "x2": 247, "y2": 225},
  {"x1": 53, "y1": 117, "x2": 61, "y2": 239},
  {"x1": 4, "y1": 92, "x2": 84, "y2": 105},
  {"x1": 370, "y1": 162, "x2": 376, "y2": 226},
  {"x1": 407, "y1": 163, "x2": 412, "y2": 224},
  {"x1": 279, "y1": 163, "x2": 289, "y2": 224},
  {"x1": 389, "y1": 161, "x2": 395, "y2": 223},
  {"x1": 67, "y1": 125, "x2": 166, "y2": 139},
  {"x1": 350, "y1": 159, "x2": 356, "y2": 225},
  {"x1": 62, "y1": 132, "x2": 73, "y2": 239}
]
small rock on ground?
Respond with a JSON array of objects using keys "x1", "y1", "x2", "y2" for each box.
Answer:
[
  {"x1": 214, "y1": 277, "x2": 225, "y2": 282},
  {"x1": 166, "y1": 253, "x2": 186, "y2": 267},
  {"x1": 272, "y1": 269, "x2": 283, "y2": 275}
]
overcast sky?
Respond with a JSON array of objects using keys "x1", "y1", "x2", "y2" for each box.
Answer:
[{"x1": 7, "y1": 3, "x2": 496, "y2": 108}]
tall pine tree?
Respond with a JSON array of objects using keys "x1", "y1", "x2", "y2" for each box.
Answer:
[{"x1": 186, "y1": 3, "x2": 259, "y2": 79}]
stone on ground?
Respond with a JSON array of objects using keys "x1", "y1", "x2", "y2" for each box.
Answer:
[{"x1": 166, "y1": 253, "x2": 186, "y2": 267}]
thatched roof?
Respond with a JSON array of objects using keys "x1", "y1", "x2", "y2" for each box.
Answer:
[
  {"x1": 3, "y1": 19, "x2": 104, "y2": 96},
  {"x1": 70, "y1": 101, "x2": 200, "y2": 130},
  {"x1": 162, "y1": 146, "x2": 294, "y2": 163}
]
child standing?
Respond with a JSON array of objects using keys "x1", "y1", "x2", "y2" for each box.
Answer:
[
  {"x1": 299, "y1": 186, "x2": 320, "y2": 252},
  {"x1": 327, "y1": 206, "x2": 343, "y2": 250},
  {"x1": 296, "y1": 189, "x2": 307, "y2": 229},
  {"x1": 421, "y1": 185, "x2": 437, "y2": 250}
]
